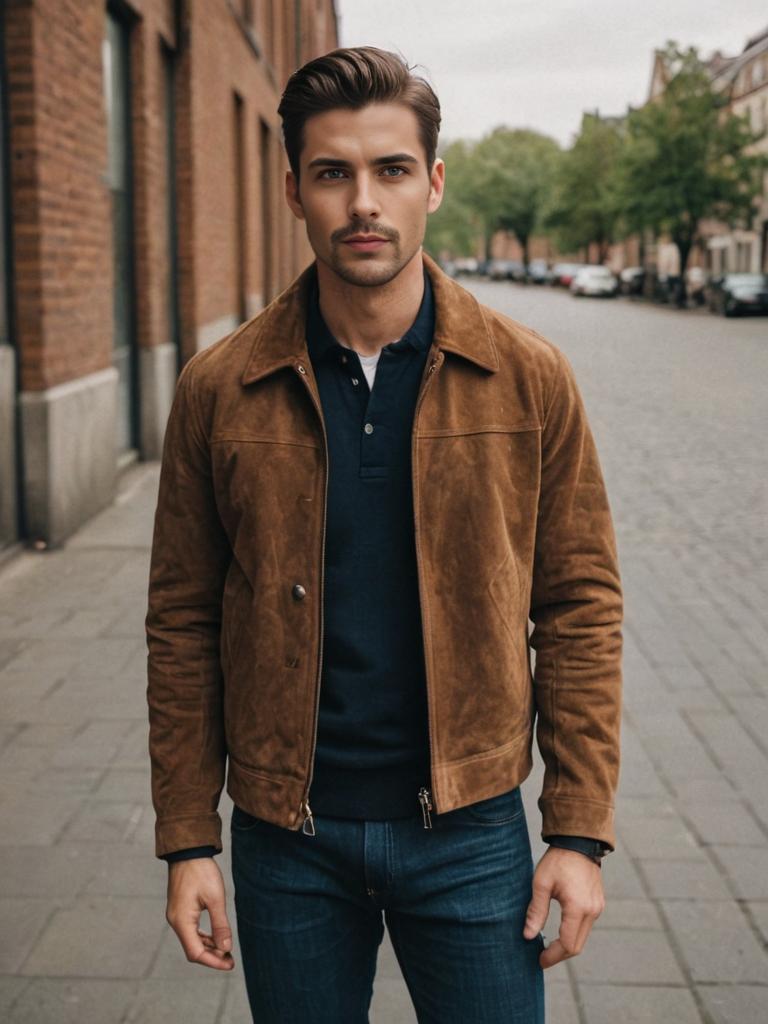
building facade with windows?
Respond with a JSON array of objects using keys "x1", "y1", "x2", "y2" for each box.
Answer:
[{"x1": 0, "y1": 0, "x2": 337, "y2": 554}]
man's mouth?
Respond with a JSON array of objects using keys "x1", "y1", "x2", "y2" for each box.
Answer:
[{"x1": 343, "y1": 235, "x2": 390, "y2": 251}]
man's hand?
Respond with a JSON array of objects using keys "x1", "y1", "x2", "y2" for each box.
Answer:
[
  {"x1": 522, "y1": 847, "x2": 605, "y2": 969},
  {"x1": 166, "y1": 858, "x2": 235, "y2": 971}
]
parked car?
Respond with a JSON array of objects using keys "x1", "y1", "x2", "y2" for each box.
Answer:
[
  {"x1": 570, "y1": 265, "x2": 619, "y2": 297},
  {"x1": 705, "y1": 273, "x2": 768, "y2": 316},
  {"x1": 619, "y1": 266, "x2": 645, "y2": 296},
  {"x1": 487, "y1": 259, "x2": 523, "y2": 281},
  {"x1": 453, "y1": 257, "x2": 480, "y2": 276},
  {"x1": 527, "y1": 259, "x2": 553, "y2": 284},
  {"x1": 551, "y1": 262, "x2": 585, "y2": 287}
]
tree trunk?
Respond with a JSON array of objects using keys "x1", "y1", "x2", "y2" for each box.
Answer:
[
  {"x1": 521, "y1": 237, "x2": 530, "y2": 283},
  {"x1": 675, "y1": 237, "x2": 692, "y2": 308}
]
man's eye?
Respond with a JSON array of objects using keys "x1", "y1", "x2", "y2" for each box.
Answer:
[
  {"x1": 381, "y1": 166, "x2": 406, "y2": 177},
  {"x1": 319, "y1": 169, "x2": 346, "y2": 179}
]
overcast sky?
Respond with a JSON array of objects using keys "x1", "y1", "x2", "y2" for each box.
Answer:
[{"x1": 337, "y1": 1, "x2": 768, "y2": 148}]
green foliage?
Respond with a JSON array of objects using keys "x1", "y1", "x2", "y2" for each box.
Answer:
[
  {"x1": 544, "y1": 113, "x2": 624, "y2": 261},
  {"x1": 424, "y1": 129, "x2": 561, "y2": 261},
  {"x1": 614, "y1": 42, "x2": 767, "y2": 270},
  {"x1": 425, "y1": 40, "x2": 767, "y2": 277},
  {"x1": 424, "y1": 140, "x2": 479, "y2": 257}
]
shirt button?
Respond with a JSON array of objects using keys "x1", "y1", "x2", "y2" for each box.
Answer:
[
  {"x1": 351, "y1": 377, "x2": 359, "y2": 386},
  {"x1": 291, "y1": 584, "x2": 306, "y2": 601},
  {"x1": 364, "y1": 423, "x2": 374, "y2": 434}
]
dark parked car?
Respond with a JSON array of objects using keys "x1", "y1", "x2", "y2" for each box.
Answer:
[
  {"x1": 705, "y1": 273, "x2": 768, "y2": 316},
  {"x1": 527, "y1": 259, "x2": 553, "y2": 284},
  {"x1": 619, "y1": 266, "x2": 645, "y2": 296}
]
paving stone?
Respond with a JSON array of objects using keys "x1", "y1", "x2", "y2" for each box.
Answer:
[
  {"x1": 217, "y1": 977, "x2": 252, "y2": 1023},
  {"x1": 679, "y1": 799, "x2": 765, "y2": 846},
  {"x1": 0, "y1": 845, "x2": 102, "y2": 899},
  {"x1": 639, "y1": 858, "x2": 731, "y2": 900},
  {"x1": 0, "y1": 898, "x2": 54, "y2": 973},
  {"x1": 370, "y1": 977, "x2": 417, "y2": 1023},
  {"x1": 92, "y1": 767, "x2": 151, "y2": 801},
  {"x1": 124, "y1": 977, "x2": 227, "y2": 1023},
  {"x1": 697, "y1": 984, "x2": 768, "y2": 1023},
  {"x1": 0, "y1": 977, "x2": 30, "y2": 1015},
  {"x1": 709, "y1": 845, "x2": 768, "y2": 899},
  {"x1": 601, "y1": 855, "x2": 647, "y2": 900},
  {"x1": 578, "y1": 983, "x2": 702, "y2": 1023},
  {"x1": 568, "y1": 928, "x2": 685, "y2": 985},
  {"x1": 747, "y1": 901, "x2": 768, "y2": 945},
  {"x1": 597, "y1": 898, "x2": 662, "y2": 930},
  {"x1": 659, "y1": 899, "x2": 768, "y2": 983},
  {"x1": 7, "y1": 978, "x2": 137, "y2": 1024},
  {"x1": 670, "y1": 778, "x2": 740, "y2": 804},
  {"x1": 82, "y1": 844, "x2": 167, "y2": 897},
  {"x1": 618, "y1": 817, "x2": 706, "y2": 861},
  {"x1": 543, "y1": 980, "x2": 579, "y2": 1024},
  {"x1": 19, "y1": 896, "x2": 165, "y2": 978},
  {"x1": 0, "y1": 793, "x2": 83, "y2": 846},
  {"x1": 58, "y1": 800, "x2": 145, "y2": 845}
]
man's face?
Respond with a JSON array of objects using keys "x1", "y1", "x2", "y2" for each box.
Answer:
[{"x1": 285, "y1": 102, "x2": 445, "y2": 287}]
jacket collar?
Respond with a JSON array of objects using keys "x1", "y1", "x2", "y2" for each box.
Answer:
[{"x1": 240, "y1": 250, "x2": 499, "y2": 386}]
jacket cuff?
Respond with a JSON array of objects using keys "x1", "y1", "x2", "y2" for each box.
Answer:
[
  {"x1": 539, "y1": 796, "x2": 616, "y2": 851},
  {"x1": 155, "y1": 813, "x2": 223, "y2": 859}
]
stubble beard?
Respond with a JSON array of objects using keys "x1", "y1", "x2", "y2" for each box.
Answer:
[{"x1": 326, "y1": 237, "x2": 410, "y2": 288}]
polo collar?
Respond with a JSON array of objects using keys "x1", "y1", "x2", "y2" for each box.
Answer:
[{"x1": 240, "y1": 251, "x2": 499, "y2": 386}]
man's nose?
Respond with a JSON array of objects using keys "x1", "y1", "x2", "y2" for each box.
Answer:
[{"x1": 348, "y1": 174, "x2": 381, "y2": 222}]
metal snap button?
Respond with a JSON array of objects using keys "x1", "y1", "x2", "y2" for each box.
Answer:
[
  {"x1": 364, "y1": 422, "x2": 374, "y2": 434},
  {"x1": 291, "y1": 584, "x2": 306, "y2": 600}
]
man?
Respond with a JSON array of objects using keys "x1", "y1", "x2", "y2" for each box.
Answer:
[{"x1": 146, "y1": 46, "x2": 622, "y2": 1023}]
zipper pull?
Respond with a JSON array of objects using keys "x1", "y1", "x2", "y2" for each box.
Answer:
[
  {"x1": 301, "y1": 799, "x2": 316, "y2": 836},
  {"x1": 418, "y1": 787, "x2": 433, "y2": 829}
]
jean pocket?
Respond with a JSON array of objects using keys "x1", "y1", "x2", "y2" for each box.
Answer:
[
  {"x1": 230, "y1": 803, "x2": 265, "y2": 833},
  {"x1": 442, "y1": 786, "x2": 524, "y2": 826}
]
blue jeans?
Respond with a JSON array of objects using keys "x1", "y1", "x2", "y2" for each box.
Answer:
[{"x1": 230, "y1": 785, "x2": 545, "y2": 1023}]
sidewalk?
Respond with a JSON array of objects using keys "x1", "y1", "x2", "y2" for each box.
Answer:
[{"x1": 1, "y1": 447, "x2": 767, "y2": 1021}]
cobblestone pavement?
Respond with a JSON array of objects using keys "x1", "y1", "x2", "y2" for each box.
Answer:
[{"x1": 0, "y1": 282, "x2": 766, "y2": 1022}]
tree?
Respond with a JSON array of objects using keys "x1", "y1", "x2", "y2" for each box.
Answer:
[
  {"x1": 467, "y1": 128, "x2": 561, "y2": 269},
  {"x1": 424, "y1": 140, "x2": 480, "y2": 258},
  {"x1": 544, "y1": 112, "x2": 624, "y2": 263},
  {"x1": 615, "y1": 42, "x2": 767, "y2": 305}
]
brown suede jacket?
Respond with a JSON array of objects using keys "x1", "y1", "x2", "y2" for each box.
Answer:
[{"x1": 145, "y1": 252, "x2": 623, "y2": 859}]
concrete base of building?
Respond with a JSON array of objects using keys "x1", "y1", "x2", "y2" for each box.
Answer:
[
  {"x1": 139, "y1": 342, "x2": 178, "y2": 460},
  {"x1": 0, "y1": 344, "x2": 19, "y2": 548},
  {"x1": 19, "y1": 367, "x2": 118, "y2": 547}
]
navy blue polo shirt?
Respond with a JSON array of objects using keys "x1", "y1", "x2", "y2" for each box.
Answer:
[{"x1": 304, "y1": 264, "x2": 434, "y2": 819}]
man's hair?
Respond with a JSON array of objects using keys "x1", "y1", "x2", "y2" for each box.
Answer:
[{"x1": 277, "y1": 46, "x2": 441, "y2": 178}]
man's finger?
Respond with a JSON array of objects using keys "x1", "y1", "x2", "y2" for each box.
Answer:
[
  {"x1": 207, "y1": 894, "x2": 234, "y2": 953},
  {"x1": 523, "y1": 877, "x2": 553, "y2": 939}
]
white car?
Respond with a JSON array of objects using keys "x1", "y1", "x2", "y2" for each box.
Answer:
[{"x1": 570, "y1": 266, "x2": 619, "y2": 297}]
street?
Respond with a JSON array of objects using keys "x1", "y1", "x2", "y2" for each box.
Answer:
[{"x1": 0, "y1": 281, "x2": 767, "y2": 1022}]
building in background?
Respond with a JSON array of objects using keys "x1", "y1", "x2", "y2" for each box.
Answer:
[
  {"x1": 0, "y1": 0, "x2": 337, "y2": 554},
  {"x1": 642, "y1": 24, "x2": 768, "y2": 278}
]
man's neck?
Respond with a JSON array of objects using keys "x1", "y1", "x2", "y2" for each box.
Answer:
[{"x1": 316, "y1": 250, "x2": 425, "y2": 357}]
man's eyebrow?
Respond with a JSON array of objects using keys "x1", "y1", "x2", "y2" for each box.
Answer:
[{"x1": 306, "y1": 153, "x2": 420, "y2": 169}]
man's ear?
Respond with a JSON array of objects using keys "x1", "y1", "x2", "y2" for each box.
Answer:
[
  {"x1": 427, "y1": 158, "x2": 446, "y2": 215},
  {"x1": 285, "y1": 170, "x2": 305, "y2": 221}
]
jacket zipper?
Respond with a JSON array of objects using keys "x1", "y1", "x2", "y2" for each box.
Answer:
[
  {"x1": 412, "y1": 349, "x2": 443, "y2": 825},
  {"x1": 295, "y1": 360, "x2": 329, "y2": 837},
  {"x1": 295, "y1": 348, "x2": 442, "y2": 836},
  {"x1": 418, "y1": 786, "x2": 433, "y2": 828}
]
